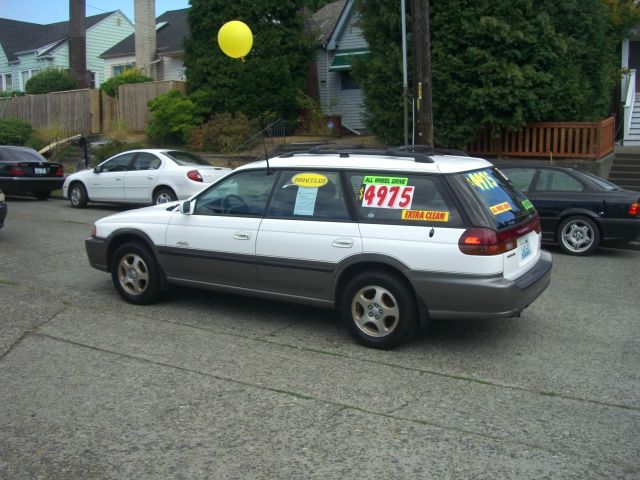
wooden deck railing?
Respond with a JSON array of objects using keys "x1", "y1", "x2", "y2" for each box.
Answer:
[{"x1": 467, "y1": 116, "x2": 615, "y2": 160}]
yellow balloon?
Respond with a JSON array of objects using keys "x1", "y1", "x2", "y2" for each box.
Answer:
[{"x1": 217, "y1": 20, "x2": 253, "y2": 59}]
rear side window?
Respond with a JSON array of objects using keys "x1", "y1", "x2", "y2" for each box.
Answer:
[
  {"x1": 456, "y1": 168, "x2": 535, "y2": 229},
  {"x1": 346, "y1": 172, "x2": 463, "y2": 227},
  {"x1": 268, "y1": 171, "x2": 349, "y2": 220}
]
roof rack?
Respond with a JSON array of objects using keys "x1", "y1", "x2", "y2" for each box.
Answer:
[{"x1": 279, "y1": 145, "x2": 435, "y2": 163}]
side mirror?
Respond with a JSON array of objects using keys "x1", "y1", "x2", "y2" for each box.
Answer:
[
  {"x1": 179, "y1": 200, "x2": 192, "y2": 215},
  {"x1": 93, "y1": 166, "x2": 101, "y2": 173}
]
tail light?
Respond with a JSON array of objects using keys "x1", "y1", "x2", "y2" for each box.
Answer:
[
  {"x1": 459, "y1": 214, "x2": 540, "y2": 256},
  {"x1": 54, "y1": 165, "x2": 64, "y2": 177},
  {"x1": 629, "y1": 202, "x2": 639, "y2": 217},
  {"x1": 187, "y1": 169, "x2": 203, "y2": 182},
  {"x1": 6, "y1": 165, "x2": 25, "y2": 176}
]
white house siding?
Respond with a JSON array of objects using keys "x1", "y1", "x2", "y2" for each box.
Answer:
[
  {"x1": 316, "y1": 9, "x2": 367, "y2": 131},
  {"x1": 159, "y1": 55, "x2": 185, "y2": 82},
  {"x1": 85, "y1": 12, "x2": 134, "y2": 86}
]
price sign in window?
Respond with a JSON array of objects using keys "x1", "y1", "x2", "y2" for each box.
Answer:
[{"x1": 361, "y1": 184, "x2": 415, "y2": 209}]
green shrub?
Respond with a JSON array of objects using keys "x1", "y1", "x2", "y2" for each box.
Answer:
[
  {"x1": 95, "y1": 141, "x2": 145, "y2": 162},
  {"x1": 100, "y1": 69, "x2": 153, "y2": 98},
  {"x1": 0, "y1": 91, "x2": 24, "y2": 98},
  {"x1": 25, "y1": 69, "x2": 76, "y2": 94},
  {"x1": 0, "y1": 118, "x2": 33, "y2": 145},
  {"x1": 188, "y1": 112, "x2": 254, "y2": 153},
  {"x1": 147, "y1": 90, "x2": 204, "y2": 145}
]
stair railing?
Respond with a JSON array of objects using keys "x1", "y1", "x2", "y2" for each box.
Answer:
[
  {"x1": 623, "y1": 69, "x2": 636, "y2": 144},
  {"x1": 233, "y1": 118, "x2": 286, "y2": 163}
]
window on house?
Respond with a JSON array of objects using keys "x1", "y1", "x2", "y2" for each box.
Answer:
[
  {"x1": 112, "y1": 64, "x2": 134, "y2": 76},
  {"x1": 90, "y1": 71, "x2": 98, "y2": 88},
  {"x1": 21, "y1": 70, "x2": 38, "y2": 90},
  {"x1": 340, "y1": 71, "x2": 359, "y2": 90},
  {"x1": 2, "y1": 74, "x2": 11, "y2": 92}
]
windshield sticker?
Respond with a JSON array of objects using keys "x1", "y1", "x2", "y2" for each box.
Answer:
[
  {"x1": 361, "y1": 184, "x2": 414, "y2": 209},
  {"x1": 522, "y1": 199, "x2": 534, "y2": 210},
  {"x1": 490, "y1": 201, "x2": 512, "y2": 215},
  {"x1": 292, "y1": 173, "x2": 328, "y2": 188},
  {"x1": 363, "y1": 175, "x2": 408, "y2": 186},
  {"x1": 293, "y1": 187, "x2": 318, "y2": 216},
  {"x1": 401, "y1": 210, "x2": 449, "y2": 222},
  {"x1": 466, "y1": 171, "x2": 499, "y2": 191}
]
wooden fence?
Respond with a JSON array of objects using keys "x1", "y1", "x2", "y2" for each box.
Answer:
[
  {"x1": 0, "y1": 80, "x2": 186, "y2": 136},
  {"x1": 467, "y1": 116, "x2": 615, "y2": 160}
]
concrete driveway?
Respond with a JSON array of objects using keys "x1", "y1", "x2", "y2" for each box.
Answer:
[{"x1": 0, "y1": 198, "x2": 638, "y2": 479}]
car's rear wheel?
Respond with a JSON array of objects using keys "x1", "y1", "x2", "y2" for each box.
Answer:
[
  {"x1": 69, "y1": 183, "x2": 88, "y2": 208},
  {"x1": 33, "y1": 190, "x2": 51, "y2": 200},
  {"x1": 153, "y1": 188, "x2": 177, "y2": 204},
  {"x1": 340, "y1": 271, "x2": 417, "y2": 349},
  {"x1": 111, "y1": 242, "x2": 162, "y2": 305},
  {"x1": 557, "y1": 215, "x2": 600, "y2": 256}
]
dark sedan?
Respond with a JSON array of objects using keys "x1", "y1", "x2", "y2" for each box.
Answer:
[
  {"x1": 0, "y1": 146, "x2": 65, "y2": 200},
  {"x1": 0, "y1": 189, "x2": 6, "y2": 228},
  {"x1": 497, "y1": 164, "x2": 640, "y2": 255}
]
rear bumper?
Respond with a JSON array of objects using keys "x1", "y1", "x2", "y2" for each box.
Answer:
[
  {"x1": 599, "y1": 218, "x2": 640, "y2": 243},
  {"x1": 407, "y1": 250, "x2": 553, "y2": 320},
  {"x1": 0, "y1": 177, "x2": 65, "y2": 194}
]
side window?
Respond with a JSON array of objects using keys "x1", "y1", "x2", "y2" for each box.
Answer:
[
  {"x1": 193, "y1": 170, "x2": 276, "y2": 217},
  {"x1": 268, "y1": 171, "x2": 349, "y2": 220},
  {"x1": 534, "y1": 170, "x2": 584, "y2": 192},
  {"x1": 132, "y1": 152, "x2": 160, "y2": 171},
  {"x1": 500, "y1": 167, "x2": 536, "y2": 192},
  {"x1": 101, "y1": 153, "x2": 135, "y2": 172},
  {"x1": 347, "y1": 172, "x2": 462, "y2": 227}
]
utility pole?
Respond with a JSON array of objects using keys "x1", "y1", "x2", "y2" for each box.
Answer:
[
  {"x1": 69, "y1": 0, "x2": 89, "y2": 88},
  {"x1": 411, "y1": 0, "x2": 434, "y2": 147}
]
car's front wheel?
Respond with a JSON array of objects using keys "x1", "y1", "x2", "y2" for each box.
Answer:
[
  {"x1": 69, "y1": 183, "x2": 88, "y2": 208},
  {"x1": 111, "y1": 242, "x2": 162, "y2": 305},
  {"x1": 340, "y1": 271, "x2": 418, "y2": 349},
  {"x1": 153, "y1": 188, "x2": 177, "y2": 205},
  {"x1": 557, "y1": 215, "x2": 600, "y2": 256}
]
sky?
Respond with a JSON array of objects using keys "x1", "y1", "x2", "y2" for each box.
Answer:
[{"x1": 0, "y1": 0, "x2": 190, "y2": 24}]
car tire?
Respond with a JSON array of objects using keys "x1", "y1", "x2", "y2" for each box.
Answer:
[
  {"x1": 340, "y1": 270, "x2": 418, "y2": 349},
  {"x1": 153, "y1": 188, "x2": 177, "y2": 205},
  {"x1": 69, "y1": 183, "x2": 88, "y2": 208},
  {"x1": 33, "y1": 190, "x2": 51, "y2": 200},
  {"x1": 111, "y1": 242, "x2": 162, "y2": 305},
  {"x1": 557, "y1": 215, "x2": 600, "y2": 256}
]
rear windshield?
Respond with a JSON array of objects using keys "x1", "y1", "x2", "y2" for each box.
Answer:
[
  {"x1": 0, "y1": 147, "x2": 47, "y2": 163},
  {"x1": 165, "y1": 150, "x2": 211, "y2": 166},
  {"x1": 580, "y1": 171, "x2": 620, "y2": 191},
  {"x1": 454, "y1": 167, "x2": 535, "y2": 230}
]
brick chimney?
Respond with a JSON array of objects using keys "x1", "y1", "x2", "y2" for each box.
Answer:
[{"x1": 134, "y1": 0, "x2": 157, "y2": 78}]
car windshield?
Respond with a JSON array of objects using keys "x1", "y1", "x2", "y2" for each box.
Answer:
[
  {"x1": 165, "y1": 151, "x2": 211, "y2": 166},
  {"x1": 453, "y1": 167, "x2": 536, "y2": 230},
  {"x1": 580, "y1": 171, "x2": 620, "y2": 191}
]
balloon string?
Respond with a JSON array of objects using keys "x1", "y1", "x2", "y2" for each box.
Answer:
[{"x1": 241, "y1": 57, "x2": 245, "y2": 63}]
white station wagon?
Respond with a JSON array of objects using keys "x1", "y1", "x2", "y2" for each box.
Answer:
[{"x1": 85, "y1": 147, "x2": 552, "y2": 348}]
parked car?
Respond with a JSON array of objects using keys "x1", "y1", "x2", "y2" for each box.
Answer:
[
  {"x1": 0, "y1": 189, "x2": 6, "y2": 228},
  {"x1": 62, "y1": 149, "x2": 231, "y2": 208},
  {"x1": 497, "y1": 164, "x2": 640, "y2": 255},
  {"x1": 0, "y1": 146, "x2": 65, "y2": 200},
  {"x1": 85, "y1": 148, "x2": 552, "y2": 349}
]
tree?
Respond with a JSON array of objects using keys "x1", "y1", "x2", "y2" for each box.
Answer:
[
  {"x1": 184, "y1": 0, "x2": 315, "y2": 128},
  {"x1": 354, "y1": 0, "x2": 630, "y2": 148},
  {"x1": 100, "y1": 69, "x2": 153, "y2": 98}
]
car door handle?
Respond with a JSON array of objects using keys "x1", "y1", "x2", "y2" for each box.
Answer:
[
  {"x1": 147, "y1": 175, "x2": 156, "y2": 180},
  {"x1": 233, "y1": 232, "x2": 251, "y2": 240},
  {"x1": 332, "y1": 237, "x2": 354, "y2": 248}
]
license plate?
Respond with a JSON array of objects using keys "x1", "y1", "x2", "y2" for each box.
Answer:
[
  {"x1": 34, "y1": 167, "x2": 47, "y2": 175},
  {"x1": 518, "y1": 235, "x2": 532, "y2": 260}
]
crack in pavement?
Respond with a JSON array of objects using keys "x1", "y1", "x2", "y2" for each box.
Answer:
[{"x1": 26, "y1": 332, "x2": 640, "y2": 473}]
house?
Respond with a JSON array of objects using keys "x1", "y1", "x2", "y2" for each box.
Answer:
[
  {"x1": 312, "y1": 0, "x2": 368, "y2": 133},
  {"x1": 621, "y1": 32, "x2": 640, "y2": 145},
  {"x1": 100, "y1": 9, "x2": 189, "y2": 82},
  {"x1": 0, "y1": 11, "x2": 134, "y2": 92}
]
